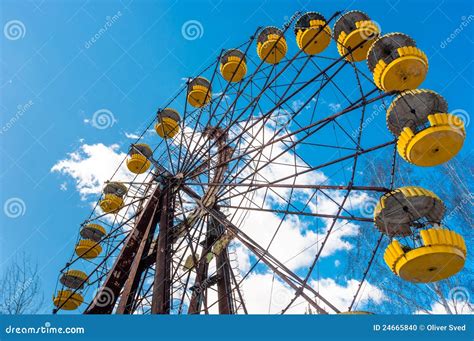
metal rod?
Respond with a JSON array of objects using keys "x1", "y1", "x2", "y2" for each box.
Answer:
[
  {"x1": 218, "y1": 205, "x2": 373, "y2": 223},
  {"x1": 186, "y1": 182, "x2": 389, "y2": 192}
]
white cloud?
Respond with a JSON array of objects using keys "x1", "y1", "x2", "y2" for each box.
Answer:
[
  {"x1": 230, "y1": 209, "x2": 360, "y2": 272},
  {"x1": 212, "y1": 91, "x2": 230, "y2": 100},
  {"x1": 51, "y1": 143, "x2": 132, "y2": 199},
  {"x1": 125, "y1": 132, "x2": 141, "y2": 139},
  {"x1": 242, "y1": 272, "x2": 303, "y2": 314},
  {"x1": 309, "y1": 278, "x2": 386, "y2": 313},
  {"x1": 291, "y1": 99, "x2": 311, "y2": 112},
  {"x1": 415, "y1": 301, "x2": 473, "y2": 314},
  {"x1": 51, "y1": 143, "x2": 151, "y2": 225},
  {"x1": 240, "y1": 272, "x2": 386, "y2": 314}
]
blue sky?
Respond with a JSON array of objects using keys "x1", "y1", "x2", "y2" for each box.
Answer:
[{"x1": 0, "y1": 0, "x2": 473, "y2": 314}]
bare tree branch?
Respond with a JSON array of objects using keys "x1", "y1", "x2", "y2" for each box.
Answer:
[{"x1": 0, "y1": 253, "x2": 44, "y2": 314}]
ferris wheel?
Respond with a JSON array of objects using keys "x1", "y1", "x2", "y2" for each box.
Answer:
[{"x1": 52, "y1": 10, "x2": 467, "y2": 315}]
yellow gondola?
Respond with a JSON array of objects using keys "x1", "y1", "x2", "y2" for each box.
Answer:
[
  {"x1": 99, "y1": 182, "x2": 127, "y2": 214},
  {"x1": 257, "y1": 27, "x2": 287, "y2": 64},
  {"x1": 127, "y1": 143, "x2": 152, "y2": 174},
  {"x1": 75, "y1": 239, "x2": 103, "y2": 259},
  {"x1": 53, "y1": 290, "x2": 84, "y2": 310},
  {"x1": 60, "y1": 269, "x2": 88, "y2": 289},
  {"x1": 374, "y1": 186, "x2": 445, "y2": 236},
  {"x1": 187, "y1": 77, "x2": 212, "y2": 108},
  {"x1": 294, "y1": 12, "x2": 331, "y2": 55},
  {"x1": 155, "y1": 108, "x2": 181, "y2": 139},
  {"x1": 368, "y1": 33, "x2": 428, "y2": 91},
  {"x1": 384, "y1": 228, "x2": 466, "y2": 283},
  {"x1": 80, "y1": 223, "x2": 106, "y2": 242},
  {"x1": 333, "y1": 10, "x2": 380, "y2": 62},
  {"x1": 386, "y1": 89, "x2": 465, "y2": 166},
  {"x1": 220, "y1": 49, "x2": 247, "y2": 82}
]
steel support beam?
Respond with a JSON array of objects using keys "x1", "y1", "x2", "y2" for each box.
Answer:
[
  {"x1": 187, "y1": 222, "x2": 213, "y2": 314},
  {"x1": 116, "y1": 201, "x2": 161, "y2": 314},
  {"x1": 216, "y1": 247, "x2": 234, "y2": 314},
  {"x1": 151, "y1": 184, "x2": 174, "y2": 314},
  {"x1": 85, "y1": 185, "x2": 161, "y2": 314},
  {"x1": 213, "y1": 217, "x2": 234, "y2": 314}
]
